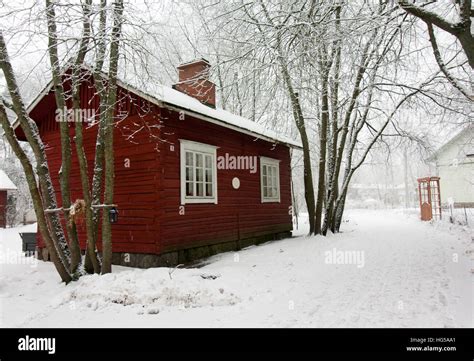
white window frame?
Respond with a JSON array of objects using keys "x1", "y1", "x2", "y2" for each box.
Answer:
[
  {"x1": 180, "y1": 139, "x2": 218, "y2": 205},
  {"x1": 260, "y1": 156, "x2": 281, "y2": 203}
]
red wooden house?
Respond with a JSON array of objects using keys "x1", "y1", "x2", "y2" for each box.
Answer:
[{"x1": 15, "y1": 59, "x2": 301, "y2": 267}]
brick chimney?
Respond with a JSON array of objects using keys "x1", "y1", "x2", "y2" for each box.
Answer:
[{"x1": 173, "y1": 58, "x2": 216, "y2": 108}]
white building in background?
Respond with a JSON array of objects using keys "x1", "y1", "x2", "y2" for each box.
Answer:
[{"x1": 427, "y1": 125, "x2": 474, "y2": 208}]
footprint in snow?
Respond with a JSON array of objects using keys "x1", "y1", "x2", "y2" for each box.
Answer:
[
  {"x1": 146, "y1": 307, "x2": 160, "y2": 315},
  {"x1": 200, "y1": 273, "x2": 220, "y2": 280},
  {"x1": 438, "y1": 292, "x2": 447, "y2": 306}
]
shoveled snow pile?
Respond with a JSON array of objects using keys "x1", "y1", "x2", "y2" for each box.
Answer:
[
  {"x1": 55, "y1": 268, "x2": 239, "y2": 313},
  {"x1": 0, "y1": 209, "x2": 472, "y2": 327}
]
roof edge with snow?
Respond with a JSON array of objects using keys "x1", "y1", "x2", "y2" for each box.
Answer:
[
  {"x1": 14, "y1": 67, "x2": 303, "y2": 150},
  {"x1": 426, "y1": 124, "x2": 474, "y2": 162},
  {"x1": 0, "y1": 170, "x2": 17, "y2": 191}
]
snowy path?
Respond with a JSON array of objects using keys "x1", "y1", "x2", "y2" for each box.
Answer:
[{"x1": 0, "y1": 209, "x2": 472, "y2": 327}]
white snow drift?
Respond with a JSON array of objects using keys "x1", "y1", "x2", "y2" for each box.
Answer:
[{"x1": 0, "y1": 209, "x2": 472, "y2": 327}]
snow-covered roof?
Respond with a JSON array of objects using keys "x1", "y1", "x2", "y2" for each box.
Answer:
[
  {"x1": 18, "y1": 67, "x2": 302, "y2": 149},
  {"x1": 119, "y1": 80, "x2": 302, "y2": 148},
  {"x1": 427, "y1": 124, "x2": 474, "y2": 162},
  {"x1": 0, "y1": 170, "x2": 17, "y2": 191}
]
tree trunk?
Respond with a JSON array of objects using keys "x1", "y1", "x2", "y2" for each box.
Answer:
[
  {"x1": 70, "y1": 0, "x2": 101, "y2": 274},
  {"x1": 0, "y1": 32, "x2": 71, "y2": 272},
  {"x1": 277, "y1": 48, "x2": 315, "y2": 235},
  {"x1": 458, "y1": 29, "x2": 474, "y2": 70},
  {"x1": 257, "y1": 0, "x2": 316, "y2": 234},
  {"x1": 0, "y1": 105, "x2": 72, "y2": 283},
  {"x1": 45, "y1": 0, "x2": 81, "y2": 274},
  {"x1": 101, "y1": 0, "x2": 124, "y2": 274},
  {"x1": 315, "y1": 71, "x2": 329, "y2": 234},
  {"x1": 322, "y1": 6, "x2": 342, "y2": 236}
]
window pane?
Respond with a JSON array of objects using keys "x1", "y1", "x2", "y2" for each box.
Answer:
[
  {"x1": 206, "y1": 183, "x2": 212, "y2": 197},
  {"x1": 205, "y1": 155, "x2": 212, "y2": 168},
  {"x1": 197, "y1": 182, "x2": 204, "y2": 197},
  {"x1": 186, "y1": 166, "x2": 193, "y2": 181},
  {"x1": 196, "y1": 153, "x2": 203, "y2": 167},
  {"x1": 272, "y1": 187, "x2": 278, "y2": 197},
  {"x1": 196, "y1": 168, "x2": 203, "y2": 182},
  {"x1": 205, "y1": 168, "x2": 212, "y2": 182},
  {"x1": 262, "y1": 165, "x2": 267, "y2": 176},
  {"x1": 186, "y1": 182, "x2": 193, "y2": 196},
  {"x1": 185, "y1": 152, "x2": 193, "y2": 166}
]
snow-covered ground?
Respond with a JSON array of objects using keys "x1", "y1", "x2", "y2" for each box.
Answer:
[{"x1": 0, "y1": 209, "x2": 472, "y2": 327}]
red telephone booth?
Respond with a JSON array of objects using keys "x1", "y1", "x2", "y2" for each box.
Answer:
[{"x1": 417, "y1": 177, "x2": 441, "y2": 221}]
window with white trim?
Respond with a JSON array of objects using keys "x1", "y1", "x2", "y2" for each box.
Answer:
[
  {"x1": 260, "y1": 157, "x2": 280, "y2": 203},
  {"x1": 180, "y1": 140, "x2": 218, "y2": 204}
]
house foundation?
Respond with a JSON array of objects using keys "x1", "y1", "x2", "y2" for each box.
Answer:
[{"x1": 36, "y1": 230, "x2": 292, "y2": 268}]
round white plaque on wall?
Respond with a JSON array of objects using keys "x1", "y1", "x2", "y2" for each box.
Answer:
[{"x1": 232, "y1": 177, "x2": 240, "y2": 189}]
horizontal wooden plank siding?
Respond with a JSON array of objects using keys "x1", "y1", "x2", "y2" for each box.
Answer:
[
  {"x1": 0, "y1": 191, "x2": 7, "y2": 228},
  {"x1": 34, "y1": 78, "x2": 161, "y2": 255},
  {"x1": 157, "y1": 107, "x2": 292, "y2": 253},
  {"x1": 32, "y1": 75, "x2": 293, "y2": 258}
]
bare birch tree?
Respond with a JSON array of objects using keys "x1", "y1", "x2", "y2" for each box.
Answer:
[
  {"x1": 0, "y1": 0, "x2": 127, "y2": 281},
  {"x1": 189, "y1": 0, "x2": 471, "y2": 236}
]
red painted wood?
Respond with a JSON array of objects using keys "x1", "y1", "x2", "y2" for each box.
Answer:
[
  {"x1": 30, "y1": 75, "x2": 293, "y2": 255},
  {"x1": 0, "y1": 191, "x2": 7, "y2": 228}
]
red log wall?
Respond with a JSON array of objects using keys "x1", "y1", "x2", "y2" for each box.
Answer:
[
  {"x1": 157, "y1": 107, "x2": 292, "y2": 253},
  {"x1": 31, "y1": 79, "x2": 292, "y2": 255},
  {"x1": 0, "y1": 191, "x2": 7, "y2": 228}
]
